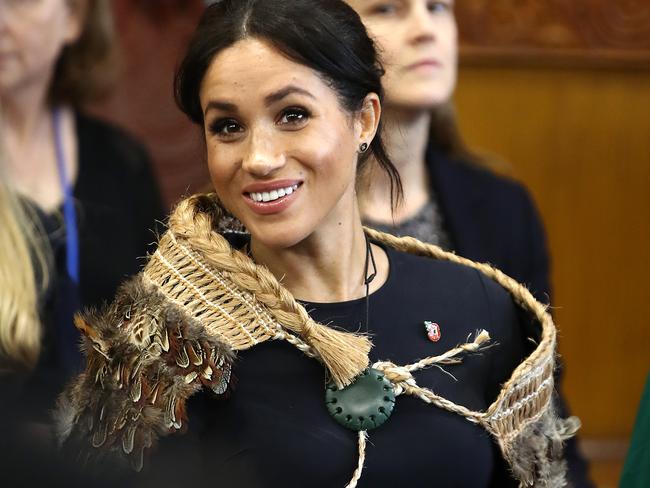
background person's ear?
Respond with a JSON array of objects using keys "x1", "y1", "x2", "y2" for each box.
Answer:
[{"x1": 64, "y1": 0, "x2": 88, "y2": 45}]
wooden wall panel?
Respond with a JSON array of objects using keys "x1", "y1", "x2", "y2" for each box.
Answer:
[
  {"x1": 457, "y1": 0, "x2": 650, "y2": 66},
  {"x1": 454, "y1": 65, "x2": 650, "y2": 438},
  {"x1": 455, "y1": 66, "x2": 650, "y2": 485}
]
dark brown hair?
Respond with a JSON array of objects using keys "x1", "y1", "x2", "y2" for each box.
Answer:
[
  {"x1": 175, "y1": 0, "x2": 403, "y2": 207},
  {"x1": 49, "y1": 0, "x2": 116, "y2": 106}
]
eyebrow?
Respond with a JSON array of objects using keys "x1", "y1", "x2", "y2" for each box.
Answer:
[
  {"x1": 204, "y1": 85, "x2": 316, "y2": 117},
  {"x1": 264, "y1": 85, "x2": 316, "y2": 105},
  {"x1": 204, "y1": 100, "x2": 237, "y2": 117}
]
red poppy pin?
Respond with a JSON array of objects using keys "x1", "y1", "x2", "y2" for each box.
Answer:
[{"x1": 424, "y1": 321, "x2": 441, "y2": 342}]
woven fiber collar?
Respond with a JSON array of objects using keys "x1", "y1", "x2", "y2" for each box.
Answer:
[{"x1": 56, "y1": 193, "x2": 579, "y2": 487}]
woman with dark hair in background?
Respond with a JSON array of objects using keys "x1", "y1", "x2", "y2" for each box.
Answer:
[
  {"x1": 346, "y1": 1, "x2": 592, "y2": 486},
  {"x1": 0, "y1": 0, "x2": 163, "y2": 425},
  {"x1": 58, "y1": 1, "x2": 577, "y2": 487},
  {"x1": 348, "y1": 0, "x2": 550, "y2": 303}
]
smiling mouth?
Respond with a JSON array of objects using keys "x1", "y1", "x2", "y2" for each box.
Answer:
[{"x1": 246, "y1": 183, "x2": 301, "y2": 203}]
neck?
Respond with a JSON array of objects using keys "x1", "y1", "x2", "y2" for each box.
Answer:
[
  {"x1": 1, "y1": 74, "x2": 78, "y2": 212},
  {"x1": 250, "y1": 202, "x2": 387, "y2": 303},
  {"x1": 359, "y1": 108, "x2": 432, "y2": 225},
  {"x1": 1, "y1": 75, "x2": 52, "y2": 143}
]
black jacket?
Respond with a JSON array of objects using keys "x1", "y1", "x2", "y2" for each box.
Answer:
[
  {"x1": 75, "y1": 111, "x2": 165, "y2": 308},
  {"x1": 1, "y1": 113, "x2": 165, "y2": 484},
  {"x1": 429, "y1": 146, "x2": 551, "y2": 304},
  {"x1": 2, "y1": 113, "x2": 165, "y2": 419}
]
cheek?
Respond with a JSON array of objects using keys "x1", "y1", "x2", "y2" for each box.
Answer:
[
  {"x1": 300, "y1": 125, "x2": 357, "y2": 183},
  {"x1": 441, "y1": 29, "x2": 458, "y2": 90},
  {"x1": 12, "y1": 13, "x2": 69, "y2": 78},
  {"x1": 206, "y1": 144, "x2": 238, "y2": 199},
  {"x1": 443, "y1": 23, "x2": 459, "y2": 65}
]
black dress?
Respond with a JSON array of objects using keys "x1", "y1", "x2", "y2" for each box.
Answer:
[
  {"x1": 148, "y1": 243, "x2": 534, "y2": 487},
  {"x1": 369, "y1": 147, "x2": 593, "y2": 487}
]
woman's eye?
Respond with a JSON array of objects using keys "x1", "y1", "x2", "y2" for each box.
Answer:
[
  {"x1": 277, "y1": 108, "x2": 309, "y2": 127},
  {"x1": 428, "y1": 1, "x2": 452, "y2": 13},
  {"x1": 369, "y1": 3, "x2": 399, "y2": 16},
  {"x1": 209, "y1": 119, "x2": 243, "y2": 138}
]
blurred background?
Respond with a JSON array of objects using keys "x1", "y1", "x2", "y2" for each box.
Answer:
[
  {"x1": 453, "y1": 2, "x2": 650, "y2": 486},
  {"x1": 85, "y1": 1, "x2": 649, "y2": 486}
]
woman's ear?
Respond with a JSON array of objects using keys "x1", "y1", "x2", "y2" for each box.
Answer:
[
  {"x1": 64, "y1": 0, "x2": 88, "y2": 45},
  {"x1": 356, "y1": 92, "x2": 381, "y2": 146}
]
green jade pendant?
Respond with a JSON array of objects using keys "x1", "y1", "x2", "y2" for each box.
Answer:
[{"x1": 325, "y1": 368, "x2": 396, "y2": 431}]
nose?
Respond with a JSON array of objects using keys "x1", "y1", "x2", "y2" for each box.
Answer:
[
  {"x1": 406, "y1": 3, "x2": 437, "y2": 46},
  {"x1": 241, "y1": 127, "x2": 287, "y2": 177}
]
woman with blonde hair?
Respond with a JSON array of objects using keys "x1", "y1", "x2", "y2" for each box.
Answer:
[{"x1": 0, "y1": 0, "x2": 163, "y2": 418}]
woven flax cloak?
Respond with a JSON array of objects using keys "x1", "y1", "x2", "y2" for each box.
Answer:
[{"x1": 56, "y1": 193, "x2": 579, "y2": 487}]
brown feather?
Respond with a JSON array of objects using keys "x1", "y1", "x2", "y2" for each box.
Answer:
[{"x1": 55, "y1": 275, "x2": 235, "y2": 472}]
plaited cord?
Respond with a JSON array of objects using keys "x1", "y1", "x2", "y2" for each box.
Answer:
[
  {"x1": 345, "y1": 431, "x2": 368, "y2": 488},
  {"x1": 157, "y1": 194, "x2": 574, "y2": 486},
  {"x1": 343, "y1": 330, "x2": 492, "y2": 486}
]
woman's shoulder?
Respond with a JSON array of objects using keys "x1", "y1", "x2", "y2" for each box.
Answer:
[
  {"x1": 384, "y1": 242, "x2": 497, "y2": 291},
  {"x1": 384, "y1": 242, "x2": 514, "y2": 313},
  {"x1": 434, "y1": 151, "x2": 534, "y2": 207},
  {"x1": 75, "y1": 111, "x2": 153, "y2": 175},
  {"x1": 73, "y1": 111, "x2": 163, "y2": 216},
  {"x1": 377, "y1": 241, "x2": 532, "y2": 409},
  {"x1": 382, "y1": 243, "x2": 526, "y2": 338}
]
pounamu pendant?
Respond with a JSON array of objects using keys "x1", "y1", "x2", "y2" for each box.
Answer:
[{"x1": 325, "y1": 368, "x2": 395, "y2": 432}]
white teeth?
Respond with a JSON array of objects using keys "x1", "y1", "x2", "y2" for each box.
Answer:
[{"x1": 248, "y1": 184, "x2": 299, "y2": 203}]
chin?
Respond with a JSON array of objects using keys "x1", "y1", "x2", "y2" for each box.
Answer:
[
  {"x1": 245, "y1": 219, "x2": 311, "y2": 251},
  {"x1": 385, "y1": 77, "x2": 456, "y2": 112},
  {"x1": 388, "y1": 87, "x2": 454, "y2": 112},
  {"x1": 0, "y1": 73, "x2": 20, "y2": 93}
]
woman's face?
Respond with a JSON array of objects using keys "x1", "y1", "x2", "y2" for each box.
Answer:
[
  {"x1": 0, "y1": 0, "x2": 83, "y2": 96},
  {"x1": 347, "y1": 0, "x2": 457, "y2": 111},
  {"x1": 199, "y1": 38, "x2": 377, "y2": 249}
]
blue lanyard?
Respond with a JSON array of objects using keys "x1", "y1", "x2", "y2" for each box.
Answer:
[{"x1": 53, "y1": 108, "x2": 80, "y2": 284}]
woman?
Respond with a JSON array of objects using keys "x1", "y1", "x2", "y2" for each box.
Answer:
[
  {"x1": 346, "y1": 2, "x2": 592, "y2": 485},
  {"x1": 346, "y1": 0, "x2": 550, "y2": 304},
  {"x1": 0, "y1": 0, "x2": 164, "y2": 391},
  {"x1": 57, "y1": 1, "x2": 576, "y2": 487}
]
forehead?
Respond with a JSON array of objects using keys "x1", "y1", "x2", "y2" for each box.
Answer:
[
  {"x1": 346, "y1": 0, "x2": 408, "y2": 9},
  {"x1": 200, "y1": 38, "x2": 331, "y2": 105},
  {"x1": 345, "y1": 0, "x2": 370, "y2": 9}
]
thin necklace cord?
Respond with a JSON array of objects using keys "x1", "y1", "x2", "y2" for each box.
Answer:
[{"x1": 363, "y1": 235, "x2": 377, "y2": 333}]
